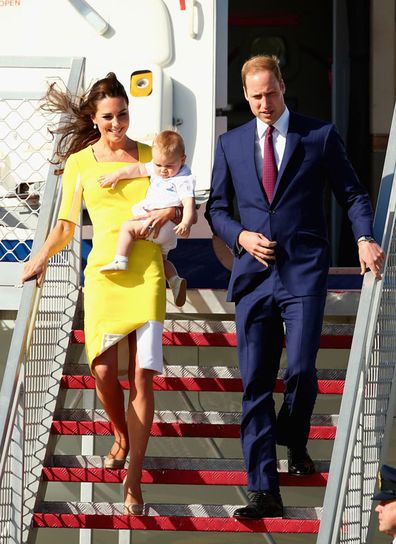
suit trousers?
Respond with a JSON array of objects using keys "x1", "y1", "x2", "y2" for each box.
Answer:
[{"x1": 235, "y1": 265, "x2": 327, "y2": 493}]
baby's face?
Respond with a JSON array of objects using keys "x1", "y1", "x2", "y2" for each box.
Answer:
[{"x1": 152, "y1": 149, "x2": 185, "y2": 179}]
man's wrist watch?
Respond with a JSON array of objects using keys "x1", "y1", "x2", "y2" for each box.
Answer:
[{"x1": 357, "y1": 236, "x2": 375, "y2": 244}]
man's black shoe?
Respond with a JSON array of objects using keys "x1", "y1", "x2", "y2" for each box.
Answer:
[
  {"x1": 233, "y1": 491, "x2": 284, "y2": 519},
  {"x1": 288, "y1": 447, "x2": 315, "y2": 475}
]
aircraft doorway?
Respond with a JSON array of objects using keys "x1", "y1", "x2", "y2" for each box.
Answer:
[
  {"x1": 227, "y1": 0, "x2": 332, "y2": 129},
  {"x1": 226, "y1": 0, "x2": 371, "y2": 267}
]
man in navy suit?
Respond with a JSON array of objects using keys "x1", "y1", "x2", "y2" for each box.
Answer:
[{"x1": 205, "y1": 55, "x2": 384, "y2": 519}]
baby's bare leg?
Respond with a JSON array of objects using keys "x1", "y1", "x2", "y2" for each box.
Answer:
[
  {"x1": 163, "y1": 258, "x2": 178, "y2": 281},
  {"x1": 116, "y1": 219, "x2": 142, "y2": 257},
  {"x1": 100, "y1": 220, "x2": 143, "y2": 273},
  {"x1": 163, "y1": 257, "x2": 187, "y2": 307}
]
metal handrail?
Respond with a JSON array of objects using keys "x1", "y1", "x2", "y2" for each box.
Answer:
[
  {"x1": 317, "y1": 103, "x2": 396, "y2": 543},
  {"x1": 0, "y1": 55, "x2": 84, "y2": 479},
  {"x1": 0, "y1": 57, "x2": 84, "y2": 543},
  {"x1": 0, "y1": 177, "x2": 60, "y2": 476}
]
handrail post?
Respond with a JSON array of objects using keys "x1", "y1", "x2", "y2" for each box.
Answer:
[
  {"x1": 0, "y1": 56, "x2": 85, "y2": 544},
  {"x1": 317, "y1": 102, "x2": 396, "y2": 543}
]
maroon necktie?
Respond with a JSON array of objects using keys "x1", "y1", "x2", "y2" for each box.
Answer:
[{"x1": 262, "y1": 125, "x2": 277, "y2": 202}]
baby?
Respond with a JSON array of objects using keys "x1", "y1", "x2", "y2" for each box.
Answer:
[{"x1": 99, "y1": 130, "x2": 196, "y2": 307}]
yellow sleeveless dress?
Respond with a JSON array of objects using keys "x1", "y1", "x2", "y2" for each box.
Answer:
[{"x1": 58, "y1": 144, "x2": 166, "y2": 374}]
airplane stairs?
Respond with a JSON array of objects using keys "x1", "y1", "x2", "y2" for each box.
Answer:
[{"x1": 30, "y1": 275, "x2": 359, "y2": 543}]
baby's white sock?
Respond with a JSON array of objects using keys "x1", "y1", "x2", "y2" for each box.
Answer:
[
  {"x1": 115, "y1": 255, "x2": 128, "y2": 263},
  {"x1": 168, "y1": 274, "x2": 179, "y2": 286}
]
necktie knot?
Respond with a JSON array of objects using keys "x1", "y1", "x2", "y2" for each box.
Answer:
[{"x1": 262, "y1": 125, "x2": 277, "y2": 202}]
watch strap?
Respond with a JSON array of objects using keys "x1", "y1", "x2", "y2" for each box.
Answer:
[{"x1": 357, "y1": 236, "x2": 375, "y2": 244}]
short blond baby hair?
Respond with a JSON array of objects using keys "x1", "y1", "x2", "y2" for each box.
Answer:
[{"x1": 153, "y1": 130, "x2": 185, "y2": 157}]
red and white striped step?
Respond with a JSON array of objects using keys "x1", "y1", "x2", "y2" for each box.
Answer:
[
  {"x1": 61, "y1": 364, "x2": 346, "y2": 394},
  {"x1": 51, "y1": 409, "x2": 338, "y2": 439},
  {"x1": 34, "y1": 322, "x2": 351, "y2": 535},
  {"x1": 43, "y1": 455, "x2": 330, "y2": 486},
  {"x1": 70, "y1": 327, "x2": 353, "y2": 349},
  {"x1": 33, "y1": 502, "x2": 322, "y2": 533}
]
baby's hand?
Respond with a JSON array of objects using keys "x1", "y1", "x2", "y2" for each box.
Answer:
[
  {"x1": 98, "y1": 173, "x2": 119, "y2": 190},
  {"x1": 174, "y1": 223, "x2": 191, "y2": 238}
]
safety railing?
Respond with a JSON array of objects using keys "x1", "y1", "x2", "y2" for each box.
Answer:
[
  {"x1": 0, "y1": 56, "x2": 83, "y2": 263},
  {"x1": 0, "y1": 98, "x2": 49, "y2": 261},
  {"x1": 317, "y1": 103, "x2": 396, "y2": 543},
  {"x1": 0, "y1": 57, "x2": 84, "y2": 544}
]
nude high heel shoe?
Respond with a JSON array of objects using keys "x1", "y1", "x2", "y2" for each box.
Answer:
[
  {"x1": 104, "y1": 442, "x2": 128, "y2": 469},
  {"x1": 104, "y1": 457, "x2": 126, "y2": 469},
  {"x1": 123, "y1": 503, "x2": 144, "y2": 516},
  {"x1": 123, "y1": 476, "x2": 144, "y2": 516}
]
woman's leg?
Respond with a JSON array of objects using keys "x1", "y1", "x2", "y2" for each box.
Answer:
[
  {"x1": 92, "y1": 344, "x2": 129, "y2": 463},
  {"x1": 124, "y1": 332, "x2": 155, "y2": 507}
]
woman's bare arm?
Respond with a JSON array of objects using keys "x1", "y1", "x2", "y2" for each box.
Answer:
[{"x1": 21, "y1": 219, "x2": 76, "y2": 287}]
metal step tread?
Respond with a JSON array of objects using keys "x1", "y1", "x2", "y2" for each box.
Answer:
[
  {"x1": 54, "y1": 409, "x2": 339, "y2": 426},
  {"x1": 51, "y1": 410, "x2": 337, "y2": 439},
  {"x1": 63, "y1": 364, "x2": 347, "y2": 380},
  {"x1": 33, "y1": 502, "x2": 322, "y2": 532},
  {"x1": 35, "y1": 501, "x2": 323, "y2": 518},
  {"x1": 42, "y1": 466, "x2": 328, "y2": 486},
  {"x1": 43, "y1": 456, "x2": 330, "y2": 486},
  {"x1": 61, "y1": 366, "x2": 345, "y2": 394},
  {"x1": 49, "y1": 455, "x2": 331, "y2": 472},
  {"x1": 162, "y1": 320, "x2": 354, "y2": 334},
  {"x1": 70, "y1": 329, "x2": 353, "y2": 348}
]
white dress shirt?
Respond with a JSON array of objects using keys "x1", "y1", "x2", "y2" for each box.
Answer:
[
  {"x1": 236, "y1": 107, "x2": 290, "y2": 251},
  {"x1": 255, "y1": 106, "x2": 290, "y2": 175}
]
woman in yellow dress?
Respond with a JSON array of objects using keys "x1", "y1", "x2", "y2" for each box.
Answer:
[{"x1": 22, "y1": 73, "x2": 177, "y2": 515}]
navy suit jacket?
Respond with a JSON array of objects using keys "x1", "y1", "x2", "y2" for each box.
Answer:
[{"x1": 205, "y1": 112, "x2": 374, "y2": 301}]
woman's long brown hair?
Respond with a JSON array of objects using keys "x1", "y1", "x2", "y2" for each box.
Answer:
[{"x1": 42, "y1": 72, "x2": 129, "y2": 167}]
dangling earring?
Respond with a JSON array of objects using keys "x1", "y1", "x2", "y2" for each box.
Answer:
[{"x1": 93, "y1": 123, "x2": 97, "y2": 130}]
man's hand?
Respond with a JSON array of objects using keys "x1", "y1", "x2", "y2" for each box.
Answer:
[
  {"x1": 238, "y1": 230, "x2": 277, "y2": 267},
  {"x1": 358, "y1": 241, "x2": 385, "y2": 279}
]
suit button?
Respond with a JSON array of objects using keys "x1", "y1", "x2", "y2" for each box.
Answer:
[{"x1": 269, "y1": 210, "x2": 276, "y2": 215}]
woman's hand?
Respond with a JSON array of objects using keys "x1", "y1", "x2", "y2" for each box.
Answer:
[
  {"x1": 134, "y1": 208, "x2": 176, "y2": 238},
  {"x1": 21, "y1": 252, "x2": 49, "y2": 288},
  {"x1": 21, "y1": 220, "x2": 75, "y2": 287}
]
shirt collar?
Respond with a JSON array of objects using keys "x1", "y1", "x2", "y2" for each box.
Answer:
[{"x1": 256, "y1": 106, "x2": 289, "y2": 138}]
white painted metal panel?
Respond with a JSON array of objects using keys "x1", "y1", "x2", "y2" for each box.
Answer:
[{"x1": 0, "y1": 0, "x2": 225, "y2": 199}]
